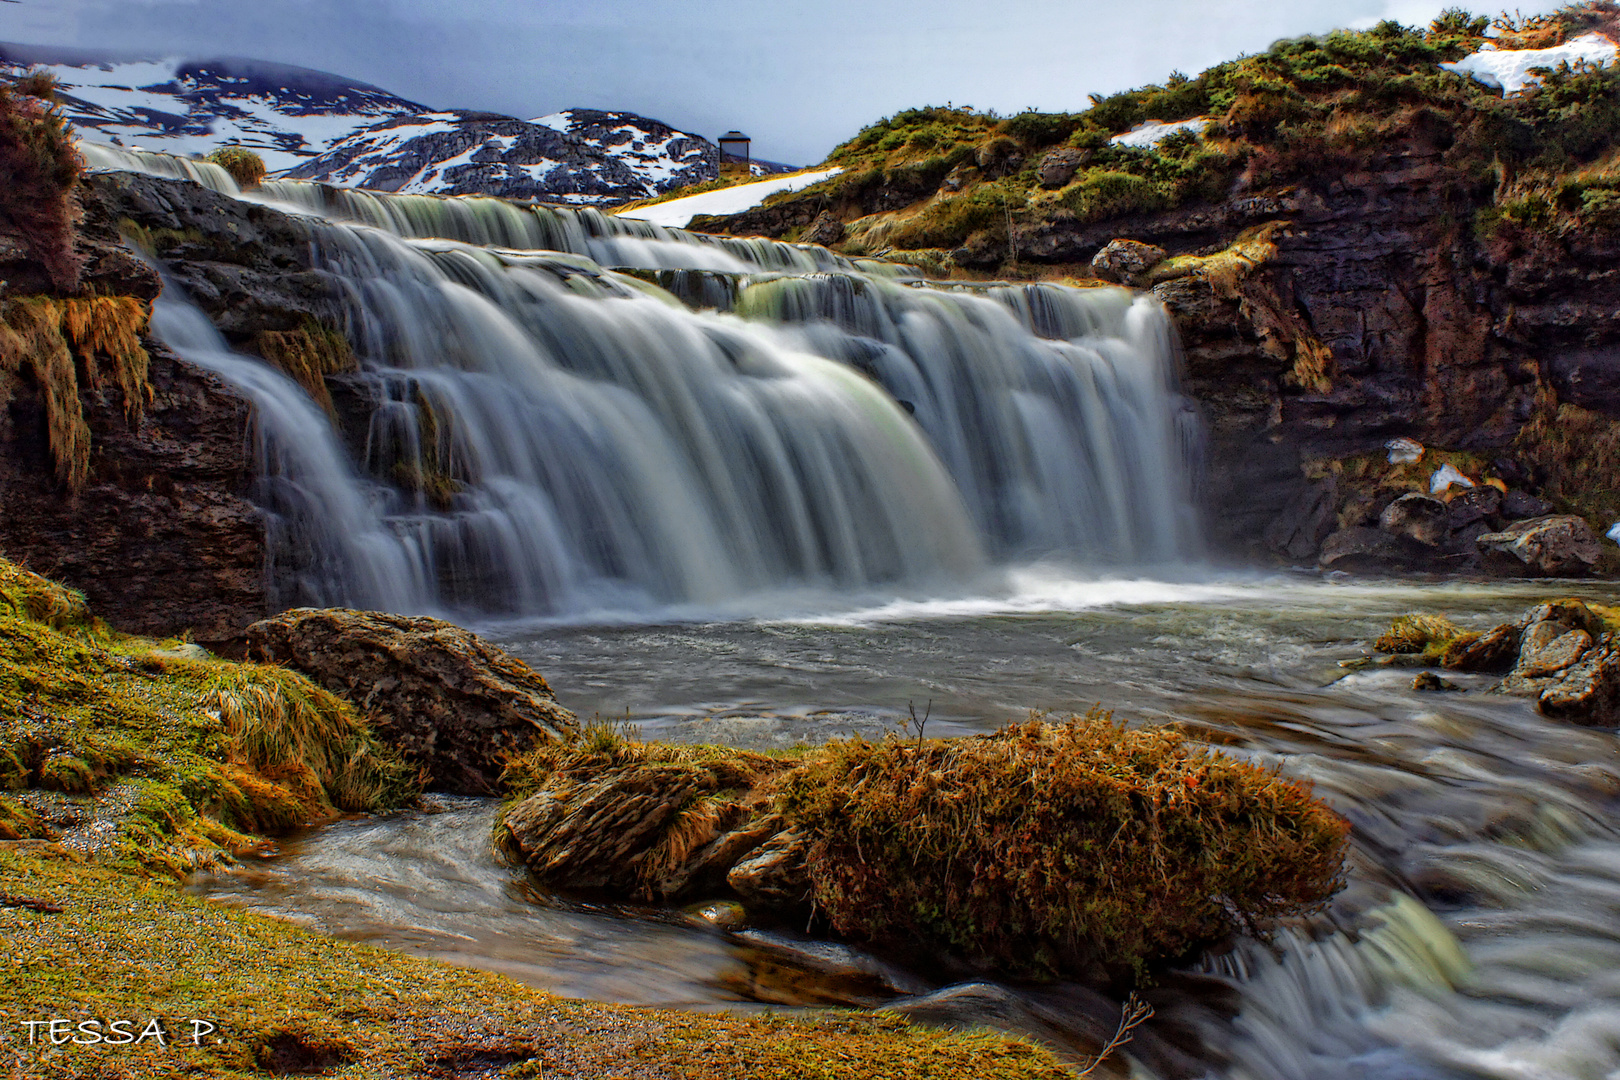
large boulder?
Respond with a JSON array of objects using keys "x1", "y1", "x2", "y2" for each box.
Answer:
[
  {"x1": 1380, "y1": 493, "x2": 1450, "y2": 546},
  {"x1": 1319, "y1": 526, "x2": 1436, "y2": 572},
  {"x1": 1448, "y1": 486, "x2": 1502, "y2": 530},
  {"x1": 245, "y1": 608, "x2": 576, "y2": 795},
  {"x1": 1441, "y1": 624, "x2": 1520, "y2": 673},
  {"x1": 1090, "y1": 239, "x2": 1167, "y2": 285},
  {"x1": 1476, "y1": 516, "x2": 1601, "y2": 577},
  {"x1": 1539, "y1": 642, "x2": 1620, "y2": 725}
]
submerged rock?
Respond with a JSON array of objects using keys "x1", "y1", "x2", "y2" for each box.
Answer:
[
  {"x1": 1476, "y1": 516, "x2": 1601, "y2": 577},
  {"x1": 244, "y1": 608, "x2": 576, "y2": 795}
]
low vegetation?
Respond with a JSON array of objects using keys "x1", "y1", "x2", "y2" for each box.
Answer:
[
  {"x1": 501, "y1": 712, "x2": 1350, "y2": 983},
  {"x1": 1, "y1": 848, "x2": 1069, "y2": 1080},
  {"x1": 0, "y1": 295, "x2": 152, "y2": 491},
  {"x1": 0, "y1": 556, "x2": 415, "y2": 873},
  {"x1": 779, "y1": 713, "x2": 1349, "y2": 981},
  {"x1": 0, "y1": 564, "x2": 1071, "y2": 1078},
  {"x1": 0, "y1": 70, "x2": 82, "y2": 292},
  {"x1": 206, "y1": 146, "x2": 266, "y2": 190},
  {"x1": 667, "y1": 3, "x2": 1620, "y2": 264}
]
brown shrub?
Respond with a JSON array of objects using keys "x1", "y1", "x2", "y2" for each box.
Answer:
[
  {"x1": 0, "y1": 71, "x2": 84, "y2": 292},
  {"x1": 207, "y1": 146, "x2": 267, "y2": 189},
  {"x1": 775, "y1": 712, "x2": 1349, "y2": 981}
]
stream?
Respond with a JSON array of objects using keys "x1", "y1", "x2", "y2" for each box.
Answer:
[{"x1": 195, "y1": 571, "x2": 1620, "y2": 1079}]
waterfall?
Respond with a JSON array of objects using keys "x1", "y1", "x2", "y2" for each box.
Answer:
[{"x1": 107, "y1": 147, "x2": 1202, "y2": 618}]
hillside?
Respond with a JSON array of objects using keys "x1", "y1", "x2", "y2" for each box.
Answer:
[
  {"x1": 0, "y1": 45, "x2": 726, "y2": 204},
  {"x1": 680, "y1": 4, "x2": 1620, "y2": 569}
]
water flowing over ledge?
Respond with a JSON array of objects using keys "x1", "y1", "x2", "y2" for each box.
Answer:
[{"x1": 105, "y1": 149, "x2": 1203, "y2": 620}]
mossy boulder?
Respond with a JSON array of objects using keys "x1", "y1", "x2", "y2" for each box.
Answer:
[
  {"x1": 246, "y1": 608, "x2": 578, "y2": 796},
  {"x1": 498, "y1": 714, "x2": 1349, "y2": 982},
  {"x1": 0, "y1": 557, "x2": 416, "y2": 873}
]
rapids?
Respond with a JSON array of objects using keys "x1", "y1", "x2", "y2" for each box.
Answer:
[{"x1": 196, "y1": 578, "x2": 1620, "y2": 1080}]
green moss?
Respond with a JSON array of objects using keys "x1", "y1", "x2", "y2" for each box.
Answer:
[
  {"x1": 0, "y1": 847, "x2": 1070, "y2": 1080},
  {"x1": 0, "y1": 556, "x2": 416, "y2": 874}
]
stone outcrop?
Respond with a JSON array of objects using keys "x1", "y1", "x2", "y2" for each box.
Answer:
[
  {"x1": 0, "y1": 173, "x2": 269, "y2": 643},
  {"x1": 1089, "y1": 239, "x2": 1165, "y2": 286},
  {"x1": 245, "y1": 608, "x2": 577, "y2": 794},
  {"x1": 800, "y1": 211, "x2": 845, "y2": 248},
  {"x1": 1379, "y1": 493, "x2": 1450, "y2": 546},
  {"x1": 1476, "y1": 516, "x2": 1602, "y2": 577}
]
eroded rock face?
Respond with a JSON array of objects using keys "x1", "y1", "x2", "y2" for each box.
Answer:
[
  {"x1": 1476, "y1": 516, "x2": 1602, "y2": 577},
  {"x1": 0, "y1": 176, "x2": 267, "y2": 643},
  {"x1": 1036, "y1": 147, "x2": 1089, "y2": 189},
  {"x1": 244, "y1": 608, "x2": 576, "y2": 794},
  {"x1": 800, "y1": 211, "x2": 845, "y2": 248}
]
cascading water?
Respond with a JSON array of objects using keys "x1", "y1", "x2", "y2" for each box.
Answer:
[{"x1": 99, "y1": 148, "x2": 1203, "y2": 618}]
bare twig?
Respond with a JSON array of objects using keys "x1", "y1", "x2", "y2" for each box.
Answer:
[
  {"x1": 907, "y1": 699, "x2": 931, "y2": 754},
  {"x1": 0, "y1": 893, "x2": 62, "y2": 914},
  {"x1": 1076, "y1": 993, "x2": 1154, "y2": 1078}
]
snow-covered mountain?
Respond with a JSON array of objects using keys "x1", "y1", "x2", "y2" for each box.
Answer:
[
  {"x1": 0, "y1": 44, "x2": 427, "y2": 172},
  {"x1": 2, "y1": 43, "x2": 740, "y2": 205},
  {"x1": 283, "y1": 108, "x2": 718, "y2": 203}
]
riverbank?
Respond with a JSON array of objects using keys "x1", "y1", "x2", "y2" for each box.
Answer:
[
  {"x1": 0, "y1": 558, "x2": 1074, "y2": 1078},
  {"x1": 0, "y1": 847, "x2": 1068, "y2": 1079}
]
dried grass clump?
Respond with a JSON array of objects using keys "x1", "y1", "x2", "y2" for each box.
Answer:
[
  {"x1": 775, "y1": 712, "x2": 1349, "y2": 980},
  {"x1": 0, "y1": 296, "x2": 152, "y2": 490},
  {"x1": 252, "y1": 319, "x2": 356, "y2": 416},
  {"x1": 1374, "y1": 613, "x2": 1465, "y2": 654},
  {"x1": 0, "y1": 71, "x2": 83, "y2": 292},
  {"x1": 207, "y1": 146, "x2": 267, "y2": 190},
  {"x1": 202, "y1": 668, "x2": 416, "y2": 814}
]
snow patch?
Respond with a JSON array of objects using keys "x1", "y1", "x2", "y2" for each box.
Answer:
[
  {"x1": 1109, "y1": 117, "x2": 1210, "y2": 149},
  {"x1": 615, "y1": 168, "x2": 843, "y2": 228},
  {"x1": 1440, "y1": 32, "x2": 1619, "y2": 95}
]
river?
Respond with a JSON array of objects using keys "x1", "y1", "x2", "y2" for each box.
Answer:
[{"x1": 196, "y1": 572, "x2": 1620, "y2": 1080}]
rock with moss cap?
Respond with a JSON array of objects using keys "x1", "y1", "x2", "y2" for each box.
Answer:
[{"x1": 245, "y1": 608, "x2": 576, "y2": 795}]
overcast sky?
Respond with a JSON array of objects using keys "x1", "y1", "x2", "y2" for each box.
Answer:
[{"x1": 0, "y1": 0, "x2": 1563, "y2": 165}]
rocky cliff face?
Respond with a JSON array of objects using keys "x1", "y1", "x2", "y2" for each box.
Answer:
[{"x1": 0, "y1": 174, "x2": 272, "y2": 642}]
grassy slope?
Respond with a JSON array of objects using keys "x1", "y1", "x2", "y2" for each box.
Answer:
[
  {"x1": 669, "y1": 4, "x2": 1620, "y2": 266},
  {"x1": 0, "y1": 561, "x2": 1070, "y2": 1079}
]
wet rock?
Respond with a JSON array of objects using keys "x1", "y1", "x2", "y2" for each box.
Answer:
[
  {"x1": 1539, "y1": 641, "x2": 1620, "y2": 726},
  {"x1": 1448, "y1": 486, "x2": 1503, "y2": 530},
  {"x1": 685, "y1": 900, "x2": 750, "y2": 931},
  {"x1": 1516, "y1": 627, "x2": 1591, "y2": 679},
  {"x1": 1263, "y1": 477, "x2": 1338, "y2": 561},
  {"x1": 1517, "y1": 600, "x2": 1605, "y2": 640},
  {"x1": 800, "y1": 211, "x2": 845, "y2": 248},
  {"x1": 1476, "y1": 516, "x2": 1602, "y2": 577},
  {"x1": 727, "y1": 830, "x2": 812, "y2": 907},
  {"x1": 1441, "y1": 624, "x2": 1520, "y2": 673},
  {"x1": 1318, "y1": 526, "x2": 1436, "y2": 572},
  {"x1": 1380, "y1": 493, "x2": 1450, "y2": 547},
  {"x1": 1412, "y1": 671, "x2": 1462, "y2": 691},
  {"x1": 654, "y1": 815, "x2": 781, "y2": 898},
  {"x1": 1090, "y1": 239, "x2": 1167, "y2": 286},
  {"x1": 1036, "y1": 147, "x2": 1090, "y2": 189},
  {"x1": 1501, "y1": 489, "x2": 1555, "y2": 520},
  {"x1": 503, "y1": 766, "x2": 716, "y2": 892},
  {"x1": 245, "y1": 608, "x2": 576, "y2": 794}
]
